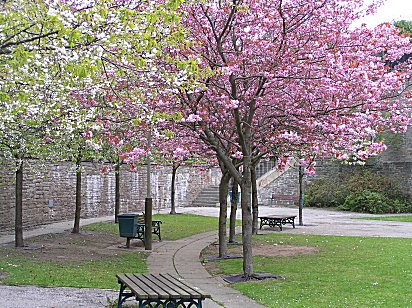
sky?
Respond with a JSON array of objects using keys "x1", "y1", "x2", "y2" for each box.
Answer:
[{"x1": 357, "y1": 0, "x2": 412, "y2": 27}]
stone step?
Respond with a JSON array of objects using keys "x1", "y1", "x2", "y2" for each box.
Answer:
[
  {"x1": 191, "y1": 185, "x2": 219, "y2": 207},
  {"x1": 191, "y1": 160, "x2": 276, "y2": 208}
]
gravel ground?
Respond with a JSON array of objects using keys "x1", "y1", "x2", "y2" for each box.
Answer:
[{"x1": 0, "y1": 285, "x2": 118, "y2": 308}]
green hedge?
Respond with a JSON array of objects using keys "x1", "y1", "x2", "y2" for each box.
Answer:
[{"x1": 305, "y1": 171, "x2": 411, "y2": 214}]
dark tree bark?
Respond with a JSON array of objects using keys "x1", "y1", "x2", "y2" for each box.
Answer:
[
  {"x1": 72, "y1": 150, "x2": 82, "y2": 234},
  {"x1": 15, "y1": 159, "x2": 24, "y2": 247},
  {"x1": 240, "y1": 158, "x2": 254, "y2": 277},
  {"x1": 218, "y1": 171, "x2": 230, "y2": 258},
  {"x1": 298, "y1": 166, "x2": 304, "y2": 226},
  {"x1": 229, "y1": 176, "x2": 239, "y2": 243},
  {"x1": 114, "y1": 159, "x2": 120, "y2": 223},
  {"x1": 170, "y1": 162, "x2": 180, "y2": 215},
  {"x1": 251, "y1": 164, "x2": 259, "y2": 235}
]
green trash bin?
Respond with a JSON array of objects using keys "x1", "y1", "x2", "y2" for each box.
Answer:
[{"x1": 117, "y1": 213, "x2": 138, "y2": 238}]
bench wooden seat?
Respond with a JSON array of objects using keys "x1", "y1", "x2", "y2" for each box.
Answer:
[
  {"x1": 116, "y1": 273, "x2": 211, "y2": 307},
  {"x1": 259, "y1": 215, "x2": 296, "y2": 231}
]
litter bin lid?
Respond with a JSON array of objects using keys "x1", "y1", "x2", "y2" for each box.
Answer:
[{"x1": 117, "y1": 213, "x2": 138, "y2": 217}]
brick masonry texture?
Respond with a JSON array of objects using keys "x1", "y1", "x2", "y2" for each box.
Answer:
[{"x1": 0, "y1": 161, "x2": 220, "y2": 232}]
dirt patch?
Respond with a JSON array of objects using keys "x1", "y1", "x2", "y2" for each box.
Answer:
[
  {"x1": 0, "y1": 226, "x2": 147, "y2": 263},
  {"x1": 203, "y1": 242, "x2": 318, "y2": 260},
  {"x1": 201, "y1": 242, "x2": 318, "y2": 277},
  {"x1": 0, "y1": 271, "x2": 8, "y2": 280},
  {"x1": 253, "y1": 243, "x2": 318, "y2": 257}
]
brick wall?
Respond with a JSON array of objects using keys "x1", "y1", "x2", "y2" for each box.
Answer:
[{"x1": 0, "y1": 161, "x2": 220, "y2": 232}]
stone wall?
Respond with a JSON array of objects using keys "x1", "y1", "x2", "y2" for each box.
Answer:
[
  {"x1": 0, "y1": 161, "x2": 221, "y2": 232},
  {"x1": 258, "y1": 167, "x2": 300, "y2": 206}
]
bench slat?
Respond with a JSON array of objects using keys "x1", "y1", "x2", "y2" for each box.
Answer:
[
  {"x1": 162, "y1": 273, "x2": 211, "y2": 299},
  {"x1": 134, "y1": 273, "x2": 179, "y2": 300},
  {"x1": 145, "y1": 274, "x2": 191, "y2": 299},
  {"x1": 116, "y1": 274, "x2": 150, "y2": 300},
  {"x1": 130, "y1": 273, "x2": 173, "y2": 300}
]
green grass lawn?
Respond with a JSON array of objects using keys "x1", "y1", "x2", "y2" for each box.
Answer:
[
  {"x1": 356, "y1": 215, "x2": 412, "y2": 222},
  {"x1": 209, "y1": 234, "x2": 412, "y2": 307},
  {"x1": 0, "y1": 252, "x2": 146, "y2": 289},
  {"x1": 83, "y1": 213, "x2": 223, "y2": 240}
]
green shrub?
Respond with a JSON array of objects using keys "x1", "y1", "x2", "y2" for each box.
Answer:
[
  {"x1": 344, "y1": 171, "x2": 405, "y2": 201},
  {"x1": 305, "y1": 170, "x2": 411, "y2": 214},
  {"x1": 339, "y1": 191, "x2": 391, "y2": 214},
  {"x1": 305, "y1": 177, "x2": 339, "y2": 207}
]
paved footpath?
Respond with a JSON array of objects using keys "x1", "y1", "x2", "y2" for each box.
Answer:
[
  {"x1": 1, "y1": 206, "x2": 411, "y2": 307},
  {"x1": 147, "y1": 231, "x2": 265, "y2": 308}
]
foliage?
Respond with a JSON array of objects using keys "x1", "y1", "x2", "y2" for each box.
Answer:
[
  {"x1": 394, "y1": 20, "x2": 412, "y2": 36},
  {"x1": 339, "y1": 190, "x2": 392, "y2": 214},
  {"x1": 207, "y1": 234, "x2": 412, "y2": 307},
  {"x1": 378, "y1": 131, "x2": 405, "y2": 150},
  {"x1": 303, "y1": 177, "x2": 341, "y2": 208},
  {"x1": 305, "y1": 170, "x2": 411, "y2": 213},
  {"x1": 0, "y1": 0, "x2": 189, "y2": 164}
]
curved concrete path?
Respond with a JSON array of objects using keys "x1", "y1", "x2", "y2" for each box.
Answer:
[{"x1": 147, "y1": 231, "x2": 265, "y2": 308}]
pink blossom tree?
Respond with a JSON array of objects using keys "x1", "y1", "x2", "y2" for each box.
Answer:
[{"x1": 156, "y1": 0, "x2": 412, "y2": 277}]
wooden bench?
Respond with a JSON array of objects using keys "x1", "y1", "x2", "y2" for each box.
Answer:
[
  {"x1": 116, "y1": 273, "x2": 211, "y2": 308},
  {"x1": 259, "y1": 215, "x2": 296, "y2": 231},
  {"x1": 118, "y1": 213, "x2": 162, "y2": 248}
]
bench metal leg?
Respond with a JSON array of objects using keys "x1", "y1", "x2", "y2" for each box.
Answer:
[{"x1": 117, "y1": 282, "x2": 134, "y2": 308}]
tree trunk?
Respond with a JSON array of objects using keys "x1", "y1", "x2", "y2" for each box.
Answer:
[
  {"x1": 229, "y1": 177, "x2": 239, "y2": 243},
  {"x1": 170, "y1": 162, "x2": 180, "y2": 215},
  {"x1": 218, "y1": 172, "x2": 230, "y2": 258},
  {"x1": 72, "y1": 151, "x2": 82, "y2": 234},
  {"x1": 251, "y1": 165, "x2": 259, "y2": 235},
  {"x1": 241, "y1": 158, "x2": 254, "y2": 277},
  {"x1": 115, "y1": 159, "x2": 120, "y2": 223},
  {"x1": 298, "y1": 166, "x2": 304, "y2": 226},
  {"x1": 15, "y1": 159, "x2": 24, "y2": 247}
]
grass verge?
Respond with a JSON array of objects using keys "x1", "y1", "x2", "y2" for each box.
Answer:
[
  {"x1": 355, "y1": 215, "x2": 412, "y2": 222},
  {"x1": 0, "y1": 252, "x2": 146, "y2": 289},
  {"x1": 207, "y1": 234, "x2": 412, "y2": 307}
]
